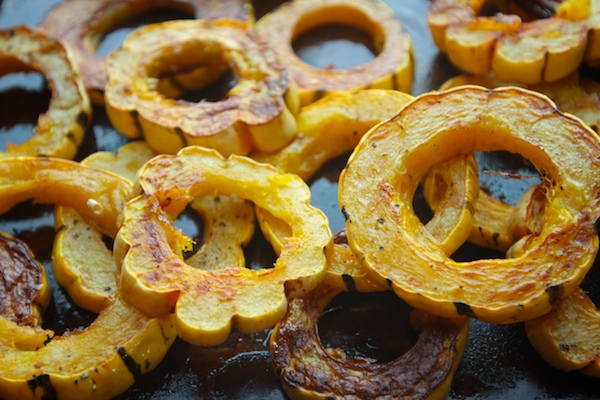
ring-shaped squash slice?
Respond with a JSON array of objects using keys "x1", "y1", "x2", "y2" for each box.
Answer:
[
  {"x1": 255, "y1": 0, "x2": 413, "y2": 107},
  {"x1": 255, "y1": 89, "x2": 478, "y2": 292},
  {"x1": 338, "y1": 85, "x2": 600, "y2": 324},
  {"x1": 436, "y1": 72, "x2": 600, "y2": 251},
  {"x1": 270, "y1": 283, "x2": 469, "y2": 399},
  {"x1": 114, "y1": 145, "x2": 332, "y2": 346},
  {"x1": 427, "y1": 0, "x2": 596, "y2": 84},
  {"x1": 105, "y1": 19, "x2": 299, "y2": 156},
  {"x1": 40, "y1": 0, "x2": 254, "y2": 105},
  {"x1": 0, "y1": 157, "x2": 176, "y2": 400},
  {"x1": 0, "y1": 26, "x2": 91, "y2": 160}
]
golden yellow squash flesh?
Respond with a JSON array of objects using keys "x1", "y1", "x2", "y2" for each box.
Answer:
[
  {"x1": 41, "y1": 0, "x2": 255, "y2": 105},
  {"x1": 338, "y1": 86, "x2": 600, "y2": 324},
  {"x1": 0, "y1": 157, "x2": 176, "y2": 400},
  {"x1": 428, "y1": 0, "x2": 599, "y2": 84},
  {"x1": 104, "y1": 19, "x2": 299, "y2": 156},
  {"x1": 255, "y1": 0, "x2": 413, "y2": 107},
  {"x1": 114, "y1": 146, "x2": 332, "y2": 346},
  {"x1": 0, "y1": 26, "x2": 91, "y2": 160}
]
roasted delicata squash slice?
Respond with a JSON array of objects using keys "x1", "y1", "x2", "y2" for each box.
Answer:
[
  {"x1": 105, "y1": 19, "x2": 299, "y2": 156},
  {"x1": 52, "y1": 141, "x2": 156, "y2": 313},
  {"x1": 256, "y1": 89, "x2": 478, "y2": 292},
  {"x1": 255, "y1": 0, "x2": 413, "y2": 107},
  {"x1": 41, "y1": 0, "x2": 255, "y2": 105},
  {"x1": 427, "y1": 0, "x2": 598, "y2": 84},
  {"x1": 525, "y1": 287, "x2": 600, "y2": 376},
  {"x1": 271, "y1": 283, "x2": 469, "y2": 399},
  {"x1": 0, "y1": 232, "x2": 51, "y2": 328},
  {"x1": 435, "y1": 72, "x2": 600, "y2": 251},
  {"x1": 339, "y1": 86, "x2": 600, "y2": 324},
  {"x1": 114, "y1": 146, "x2": 332, "y2": 346},
  {"x1": 0, "y1": 25, "x2": 91, "y2": 160},
  {"x1": 0, "y1": 157, "x2": 176, "y2": 400}
]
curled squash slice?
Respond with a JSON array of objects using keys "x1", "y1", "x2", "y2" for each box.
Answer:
[
  {"x1": 427, "y1": 0, "x2": 598, "y2": 84},
  {"x1": 525, "y1": 287, "x2": 600, "y2": 376},
  {"x1": 338, "y1": 86, "x2": 600, "y2": 324},
  {"x1": 105, "y1": 19, "x2": 299, "y2": 156},
  {"x1": 255, "y1": 0, "x2": 413, "y2": 107},
  {"x1": 114, "y1": 146, "x2": 332, "y2": 346},
  {"x1": 270, "y1": 283, "x2": 469, "y2": 399},
  {"x1": 0, "y1": 26, "x2": 91, "y2": 160},
  {"x1": 0, "y1": 157, "x2": 176, "y2": 400},
  {"x1": 40, "y1": 0, "x2": 255, "y2": 105}
]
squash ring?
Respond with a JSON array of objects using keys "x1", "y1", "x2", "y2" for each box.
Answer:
[
  {"x1": 0, "y1": 157, "x2": 176, "y2": 400},
  {"x1": 427, "y1": 0, "x2": 597, "y2": 84},
  {"x1": 270, "y1": 283, "x2": 469, "y2": 399},
  {"x1": 255, "y1": 0, "x2": 413, "y2": 107},
  {"x1": 254, "y1": 89, "x2": 478, "y2": 292},
  {"x1": 114, "y1": 145, "x2": 332, "y2": 346},
  {"x1": 338, "y1": 85, "x2": 600, "y2": 324},
  {"x1": 104, "y1": 19, "x2": 299, "y2": 156},
  {"x1": 40, "y1": 0, "x2": 254, "y2": 105},
  {"x1": 0, "y1": 26, "x2": 91, "y2": 160}
]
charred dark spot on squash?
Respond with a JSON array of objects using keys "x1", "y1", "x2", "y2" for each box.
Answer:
[
  {"x1": 342, "y1": 273, "x2": 357, "y2": 292},
  {"x1": 454, "y1": 301, "x2": 476, "y2": 318},
  {"x1": 75, "y1": 110, "x2": 89, "y2": 129},
  {"x1": 130, "y1": 110, "x2": 143, "y2": 137},
  {"x1": 117, "y1": 346, "x2": 143, "y2": 381},
  {"x1": 545, "y1": 283, "x2": 564, "y2": 306},
  {"x1": 386, "y1": 277, "x2": 393, "y2": 289},
  {"x1": 174, "y1": 126, "x2": 189, "y2": 147},
  {"x1": 27, "y1": 374, "x2": 58, "y2": 400},
  {"x1": 341, "y1": 205, "x2": 350, "y2": 221}
]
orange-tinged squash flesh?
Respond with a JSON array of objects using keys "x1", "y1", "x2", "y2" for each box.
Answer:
[
  {"x1": 41, "y1": 0, "x2": 255, "y2": 105},
  {"x1": 255, "y1": 0, "x2": 413, "y2": 107},
  {"x1": 105, "y1": 19, "x2": 299, "y2": 156},
  {"x1": 114, "y1": 146, "x2": 332, "y2": 346},
  {"x1": 270, "y1": 283, "x2": 470, "y2": 399},
  {"x1": 0, "y1": 26, "x2": 91, "y2": 160},
  {"x1": 338, "y1": 86, "x2": 600, "y2": 324},
  {"x1": 0, "y1": 157, "x2": 176, "y2": 400}
]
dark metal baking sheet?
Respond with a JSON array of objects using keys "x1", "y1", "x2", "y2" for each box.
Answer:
[{"x1": 0, "y1": 0, "x2": 599, "y2": 398}]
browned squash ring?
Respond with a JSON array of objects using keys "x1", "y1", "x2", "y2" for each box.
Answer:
[
  {"x1": 271, "y1": 283, "x2": 469, "y2": 399},
  {"x1": 255, "y1": 0, "x2": 413, "y2": 106},
  {"x1": 40, "y1": 0, "x2": 254, "y2": 105},
  {"x1": 105, "y1": 19, "x2": 299, "y2": 156},
  {"x1": 338, "y1": 85, "x2": 600, "y2": 324},
  {"x1": 114, "y1": 146, "x2": 332, "y2": 346},
  {"x1": 0, "y1": 26, "x2": 91, "y2": 160}
]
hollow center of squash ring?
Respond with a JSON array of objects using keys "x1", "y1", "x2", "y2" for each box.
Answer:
[
  {"x1": 318, "y1": 291, "x2": 418, "y2": 363},
  {"x1": 143, "y1": 42, "x2": 234, "y2": 103},
  {"x1": 0, "y1": 71, "x2": 50, "y2": 149},
  {"x1": 293, "y1": 24, "x2": 377, "y2": 70}
]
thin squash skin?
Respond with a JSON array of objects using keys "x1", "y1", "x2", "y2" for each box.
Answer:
[
  {"x1": 0, "y1": 157, "x2": 176, "y2": 400},
  {"x1": 338, "y1": 85, "x2": 600, "y2": 324},
  {"x1": 114, "y1": 146, "x2": 332, "y2": 346}
]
